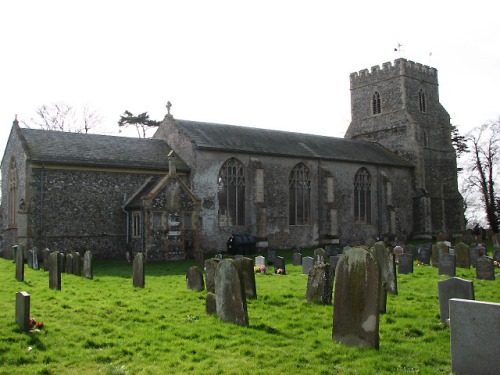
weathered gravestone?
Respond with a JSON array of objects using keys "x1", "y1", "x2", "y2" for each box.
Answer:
[
  {"x1": 416, "y1": 244, "x2": 432, "y2": 265},
  {"x1": 133, "y1": 253, "x2": 145, "y2": 288},
  {"x1": 372, "y1": 241, "x2": 397, "y2": 294},
  {"x1": 403, "y1": 244, "x2": 416, "y2": 258},
  {"x1": 234, "y1": 257, "x2": 257, "y2": 299},
  {"x1": 365, "y1": 238, "x2": 376, "y2": 248},
  {"x1": 450, "y1": 299, "x2": 500, "y2": 375},
  {"x1": 59, "y1": 252, "x2": 66, "y2": 273},
  {"x1": 49, "y1": 251, "x2": 62, "y2": 291},
  {"x1": 332, "y1": 247, "x2": 380, "y2": 349},
  {"x1": 204, "y1": 258, "x2": 221, "y2": 293},
  {"x1": 15, "y1": 245, "x2": 24, "y2": 282},
  {"x1": 476, "y1": 256, "x2": 495, "y2": 280},
  {"x1": 186, "y1": 266, "x2": 205, "y2": 291},
  {"x1": 254, "y1": 255, "x2": 265, "y2": 268},
  {"x1": 454, "y1": 242, "x2": 470, "y2": 269},
  {"x1": 292, "y1": 252, "x2": 302, "y2": 266},
  {"x1": 493, "y1": 250, "x2": 500, "y2": 263},
  {"x1": 83, "y1": 250, "x2": 93, "y2": 279},
  {"x1": 12, "y1": 245, "x2": 18, "y2": 263},
  {"x1": 234, "y1": 254, "x2": 243, "y2": 260},
  {"x1": 16, "y1": 291, "x2": 30, "y2": 332},
  {"x1": 313, "y1": 248, "x2": 327, "y2": 265},
  {"x1": 325, "y1": 245, "x2": 339, "y2": 257},
  {"x1": 469, "y1": 245, "x2": 484, "y2": 267},
  {"x1": 393, "y1": 246, "x2": 403, "y2": 264},
  {"x1": 267, "y1": 249, "x2": 276, "y2": 265},
  {"x1": 72, "y1": 252, "x2": 81, "y2": 276},
  {"x1": 305, "y1": 264, "x2": 333, "y2": 304},
  {"x1": 438, "y1": 253, "x2": 456, "y2": 277},
  {"x1": 32, "y1": 248, "x2": 39, "y2": 270},
  {"x1": 438, "y1": 277, "x2": 474, "y2": 323},
  {"x1": 432, "y1": 242, "x2": 449, "y2": 267},
  {"x1": 492, "y1": 233, "x2": 500, "y2": 249},
  {"x1": 274, "y1": 256, "x2": 286, "y2": 275},
  {"x1": 302, "y1": 256, "x2": 314, "y2": 275},
  {"x1": 214, "y1": 259, "x2": 249, "y2": 326},
  {"x1": 27, "y1": 249, "x2": 34, "y2": 269},
  {"x1": 329, "y1": 255, "x2": 340, "y2": 277},
  {"x1": 42, "y1": 248, "x2": 51, "y2": 271},
  {"x1": 398, "y1": 253, "x2": 413, "y2": 274},
  {"x1": 65, "y1": 253, "x2": 74, "y2": 274}
]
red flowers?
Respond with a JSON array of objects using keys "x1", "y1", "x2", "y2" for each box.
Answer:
[{"x1": 29, "y1": 318, "x2": 44, "y2": 330}]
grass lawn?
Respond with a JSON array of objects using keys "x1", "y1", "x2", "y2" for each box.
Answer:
[{"x1": 0, "y1": 247, "x2": 498, "y2": 375}]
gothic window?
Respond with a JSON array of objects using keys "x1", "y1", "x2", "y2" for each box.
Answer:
[
  {"x1": 289, "y1": 163, "x2": 311, "y2": 225},
  {"x1": 218, "y1": 158, "x2": 245, "y2": 226},
  {"x1": 372, "y1": 92, "x2": 381, "y2": 115},
  {"x1": 418, "y1": 89, "x2": 426, "y2": 112},
  {"x1": 8, "y1": 158, "x2": 18, "y2": 227},
  {"x1": 354, "y1": 168, "x2": 371, "y2": 224},
  {"x1": 132, "y1": 211, "x2": 141, "y2": 238}
]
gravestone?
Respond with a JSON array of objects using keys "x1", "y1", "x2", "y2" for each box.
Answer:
[
  {"x1": 267, "y1": 249, "x2": 276, "y2": 265},
  {"x1": 42, "y1": 248, "x2": 51, "y2": 271},
  {"x1": 12, "y1": 245, "x2": 18, "y2": 263},
  {"x1": 329, "y1": 255, "x2": 340, "y2": 277},
  {"x1": 365, "y1": 238, "x2": 376, "y2": 248},
  {"x1": 186, "y1": 266, "x2": 205, "y2": 291},
  {"x1": 493, "y1": 250, "x2": 500, "y2": 263},
  {"x1": 234, "y1": 257, "x2": 257, "y2": 299},
  {"x1": 49, "y1": 251, "x2": 62, "y2": 291},
  {"x1": 16, "y1": 291, "x2": 30, "y2": 332},
  {"x1": 254, "y1": 255, "x2": 265, "y2": 268},
  {"x1": 292, "y1": 252, "x2": 302, "y2": 266},
  {"x1": 398, "y1": 253, "x2": 413, "y2": 274},
  {"x1": 393, "y1": 246, "x2": 403, "y2": 263},
  {"x1": 493, "y1": 233, "x2": 500, "y2": 249},
  {"x1": 214, "y1": 259, "x2": 249, "y2": 326},
  {"x1": 15, "y1": 245, "x2": 24, "y2": 282},
  {"x1": 133, "y1": 252, "x2": 145, "y2": 288},
  {"x1": 454, "y1": 242, "x2": 470, "y2": 268},
  {"x1": 332, "y1": 247, "x2": 380, "y2": 349},
  {"x1": 72, "y1": 252, "x2": 81, "y2": 276},
  {"x1": 313, "y1": 248, "x2": 326, "y2": 265},
  {"x1": 476, "y1": 256, "x2": 495, "y2": 280},
  {"x1": 83, "y1": 250, "x2": 93, "y2": 279},
  {"x1": 205, "y1": 292, "x2": 217, "y2": 315},
  {"x1": 469, "y1": 246, "x2": 482, "y2": 267},
  {"x1": 273, "y1": 256, "x2": 286, "y2": 275},
  {"x1": 214, "y1": 253, "x2": 223, "y2": 260},
  {"x1": 32, "y1": 248, "x2": 39, "y2": 270},
  {"x1": 305, "y1": 264, "x2": 333, "y2": 304},
  {"x1": 432, "y1": 242, "x2": 449, "y2": 267},
  {"x1": 325, "y1": 246, "x2": 339, "y2": 256},
  {"x1": 403, "y1": 244, "x2": 416, "y2": 258},
  {"x1": 438, "y1": 253, "x2": 456, "y2": 277},
  {"x1": 65, "y1": 253, "x2": 74, "y2": 274},
  {"x1": 204, "y1": 258, "x2": 221, "y2": 293},
  {"x1": 234, "y1": 254, "x2": 243, "y2": 260},
  {"x1": 450, "y1": 299, "x2": 500, "y2": 375},
  {"x1": 27, "y1": 249, "x2": 34, "y2": 269},
  {"x1": 438, "y1": 277, "x2": 474, "y2": 323},
  {"x1": 59, "y1": 252, "x2": 66, "y2": 273},
  {"x1": 302, "y1": 256, "x2": 314, "y2": 275},
  {"x1": 372, "y1": 241, "x2": 397, "y2": 295}
]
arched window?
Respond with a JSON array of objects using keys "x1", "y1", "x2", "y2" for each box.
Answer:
[
  {"x1": 354, "y1": 168, "x2": 371, "y2": 224},
  {"x1": 8, "y1": 158, "x2": 18, "y2": 227},
  {"x1": 372, "y1": 92, "x2": 381, "y2": 115},
  {"x1": 218, "y1": 158, "x2": 245, "y2": 226},
  {"x1": 418, "y1": 89, "x2": 426, "y2": 112},
  {"x1": 289, "y1": 163, "x2": 311, "y2": 225}
]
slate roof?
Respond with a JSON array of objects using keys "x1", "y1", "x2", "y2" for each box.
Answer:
[
  {"x1": 17, "y1": 127, "x2": 189, "y2": 172},
  {"x1": 174, "y1": 120, "x2": 413, "y2": 167}
]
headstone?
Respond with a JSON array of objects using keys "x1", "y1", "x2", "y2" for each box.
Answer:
[
  {"x1": 432, "y1": 242, "x2": 449, "y2": 267},
  {"x1": 267, "y1": 249, "x2": 276, "y2": 265},
  {"x1": 12, "y1": 245, "x2": 18, "y2": 263},
  {"x1": 493, "y1": 233, "x2": 500, "y2": 249},
  {"x1": 273, "y1": 256, "x2": 286, "y2": 275},
  {"x1": 205, "y1": 292, "x2": 217, "y2": 315},
  {"x1": 313, "y1": 248, "x2": 326, "y2": 265},
  {"x1": 493, "y1": 250, "x2": 500, "y2": 263},
  {"x1": 65, "y1": 253, "x2": 74, "y2": 274},
  {"x1": 450, "y1": 299, "x2": 500, "y2": 375},
  {"x1": 329, "y1": 255, "x2": 340, "y2": 277},
  {"x1": 15, "y1": 291, "x2": 30, "y2": 332},
  {"x1": 132, "y1": 252, "x2": 145, "y2": 288},
  {"x1": 476, "y1": 256, "x2": 495, "y2": 280},
  {"x1": 27, "y1": 249, "x2": 34, "y2": 269},
  {"x1": 214, "y1": 253, "x2": 223, "y2": 260},
  {"x1": 438, "y1": 277, "x2": 474, "y2": 323},
  {"x1": 59, "y1": 252, "x2": 66, "y2": 273},
  {"x1": 42, "y1": 248, "x2": 51, "y2": 271},
  {"x1": 186, "y1": 266, "x2": 205, "y2": 291},
  {"x1": 372, "y1": 241, "x2": 397, "y2": 295},
  {"x1": 365, "y1": 238, "x2": 376, "y2": 248},
  {"x1": 393, "y1": 246, "x2": 403, "y2": 263},
  {"x1": 455, "y1": 242, "x2": 470, "y2": 268},
  {"x1": 214, "y1": 259, "x2": 249, "y2": 326},
  {"x1": 325, "y1": 246, "x2": 339, "y2": 256},
  {"x1": 83, "y1": 250, "x2": 93, "y2": 279},
  {"x1": 398, "y1": 253, "x2": 413, "y2": 274},
  {"x1": 469, "y1": 246, "x2": 482, "y2": 267},
  {"x1": 234, "y1": 254, "x2": 243, "y2": 260},
  {"x1": 292, "y1": 252, "x2": 302, "y2": 266},
  {"x1": 15, "y1": 245, "x2": 24, "y2": 282},
  {"x1": 49, "y1": 251, "x2": 62, "y2": 291},
  {"x1": 305, "y1": 264, "x2": 333, "y2": 304},
  {"x1": 32, "y1": 248, "x2": 39, "y2": 270},
  {"x1": 417, "y1": 243, "x2": 432, "y2": 265},
  {"x1": 403, "y1": 244, "x2": 416, "y2": 258},
  {"x1": 254, "y1": 255, "x2": 265, "y2": 268},
  {"x1": 332, "y1": 247, "x2": 380, "y2": 349},
  {"x1": 72, "y1": 252, "x2": 81, "y2": 276},
  {"x1": 438, "y1": 253, "x2": 456, "y2": 277},
  {"x1": 234, "y1": 257, "x2": 257, "y2": 299},
  {"x1": 302, "y1": 256, "x2": 314, "y2": 275},
  {"x1": 204, "y1": 258, "x2": 221, "y2": 293}
]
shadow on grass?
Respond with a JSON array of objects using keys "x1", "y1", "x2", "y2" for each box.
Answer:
[{"x1": 249, "y1": 323, "x2": 282, "y2": 336}]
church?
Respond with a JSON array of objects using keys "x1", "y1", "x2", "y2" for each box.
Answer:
[{"x1": 0, "y1": 58, "x2": 464, "y2": 260}]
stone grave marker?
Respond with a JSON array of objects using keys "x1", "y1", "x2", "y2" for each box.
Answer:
[
  {"x1": 32, "y1": 248, "x2": 39, "y2": 270},
  {"x1": 476, "y1": 256, "x2": 495, "y2": 280},
  {"x1": 49, "y1": 251, "x2": 62, "y2": 291},
  {"x1": 393, "y1": 246, "x2": 403, "y2": 263},
  {"x1": 16, "y1": 291, "x2": 30, "y2": 332},
  {"x1": 332, "y1": 247, "x2": 380, "y2": 349},
  {"x1": 313, "y1": 248, "x2": 326, "y2": 265},
  {"x1": 59, "y1": 252, "x2": 66, "y2": 273},
  {"x1": 274, "y1": 256, "x2": 286, "y2": 274},
  {"x1": 403, "y1": 244, "x2": 416, "y2": 258},
  {"x1": 204, "y1": 258, "x2": 221, "y2": 293},
  {"x1": 267, "y1": 249, "x2": 276, "y2": 265},
  {"x1": 214, "y1": 253, "x2": 223, "y2": 260},
  {"x1": 438, "y1": 253, "x2": 456, "y2": 277},
  {"x1": 438, "y1": 277, "x2": 474, "y2": 323},
  {"x1": 305, "y1": 263, "x2": 333, "y2": 304},
  {"x1": 72, "y1": 252, "x2": 81, "y2": 276},
  {"x1": 27, "y1": 249, "x2": 34, "y2": 269},
  {"x1": 133, "y1": 252, "x2": 145, "y2": 288},
  {"x1": 12, "y1": 245, "x2": 18, "y2": 263},
  {"x1": 234, "y1": 254, "x2": 243, "y2": 260},
  {"x1": 493, "y1": 233, "x2": 500, "y2": 249},
  {"x1": 235, "y1": 257, "x2": 257, "y2": 299},
  {"x1": 469, "y1": 246, "x2": 481, "y2": 267},
  {"x1": 292, "y1": 252, "x2": 302, "y2": 266},
  {"x1": 416, "y1": 243, "x2": 431, "y2": 265},
  {"x1": 372, "y1": 241, "x2": 397, "y2": 294},
  {"x1": 325, "y1": 245, "x2": 339, "y2": 256},
  {"x1": 365, "y1": 237, "x2": 376, "y2": 248},
  {"x1": 432, "y1": 242, "x2": 449, "y2": 267},
  {"x1": 493, "y1": 250, "x2": 500, "y2": 263},
  {"x1": 329, "y1": 255, "x2": 340, "y2": 277},
  {"x1": 15, "y1": 245, "x2": 24, "y2": 282},
  {"x1": 205, "y1": 292, "x2": 217, "y2": 315},
  {"x1": 398, "y1": 253, "x2": 413, "y2": 274},
  {"x1": 83, "y1": 250, "x2": 93, "y2": 279},
  {"x1": 302, "y1": 256, "x2": 314, "y2": 275},
  {"x1": 42, "y1": 248, "x2": 51, "y2": 271},
  {"x1": 254, "y1": 255, "x2": 265, "y2": 268},
  {"x1": 65, "y1": 253, "x2": 74, "y2": 274},
  {"x1": 214, "y1": 259, "x2": 248, "y2": 326},
  {"x1": 454, "y1": 242, "x2": 470, "y2": 268},
  {"x1": 450, "y1": 299, "x2": 500, "y2": 375},
  {"x1": 186, "y1": 266, "x2": 205, "y2": 291}
]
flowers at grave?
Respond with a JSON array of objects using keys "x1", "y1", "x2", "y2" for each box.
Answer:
[
  {"x1": 416, "y1": 261, "x2": 425, "y2": 266},
  {"x1": 276, "y1": 268, "x2": 284, "y2": 274},
  {"x1": 29, "y1": 318, "x2": 44, "y2": 331},
  {"x1": 254, "y1": 266, "x2": 261, "y2": 273},
  {"x1": 494, "y1": 261, "x2": 500, "y2": 268},
  {"x1": 260, "y1": 265, "x2": 267, "y2": 274}
]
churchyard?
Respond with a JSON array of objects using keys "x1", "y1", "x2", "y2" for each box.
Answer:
[{"x1": 1, "y1": 243, "x2": 499, "y2": 375}]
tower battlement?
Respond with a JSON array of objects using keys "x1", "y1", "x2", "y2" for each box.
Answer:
[{"x1": 350, "y1": 58, "x2": 438, "y2": 87}]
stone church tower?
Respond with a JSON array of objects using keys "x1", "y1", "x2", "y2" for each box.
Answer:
[{"x1": 345, "y1": 58, "x2": 464, "y2": 238}]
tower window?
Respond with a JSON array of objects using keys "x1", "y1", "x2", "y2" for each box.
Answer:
[
  {"x1": 218, "y1": 158, "x2": 245, "y2": 226},
  {"x1": 289, "y1": 163, "x2": 311, "y2": 225},
  {"x1": 372, "y1": 92, "x2": 381, "y2": 115},
  {"x1": 418, "y1": 89, "x2": 426, "y2": 112},
  {"x1": 354, "y1": 168, "x2": 371, "y2": 224}
]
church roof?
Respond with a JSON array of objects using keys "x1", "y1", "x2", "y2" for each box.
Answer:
[
  {"x1": 173, "y1": 119, "x2": 413, "y2": 167},
  {"x1": 17, "y1": 127, "x2": 189, "y2": 172}
]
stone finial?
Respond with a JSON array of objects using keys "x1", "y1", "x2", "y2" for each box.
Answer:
[
  {"x1": 166, "y1": 101, "x2": 172, "y2": 115},
  {"x1": 13, "y1": 114, "x2": 19, "y2": 126},
  {"x1": 168, "y1": 150, "x2": 176, "y2": 176}
]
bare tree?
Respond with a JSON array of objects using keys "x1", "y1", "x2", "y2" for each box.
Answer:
[{"x1": 118, "y1": 110, "x2": 160, "y2": 138}]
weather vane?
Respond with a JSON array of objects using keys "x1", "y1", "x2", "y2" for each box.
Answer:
[{"x1": 394, "y1": 43, "x2": 403, "y2": 56}]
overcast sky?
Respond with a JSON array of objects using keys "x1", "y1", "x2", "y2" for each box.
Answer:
[{"x1": 1, "y1": 1, "x2": 499, "y2": 157}]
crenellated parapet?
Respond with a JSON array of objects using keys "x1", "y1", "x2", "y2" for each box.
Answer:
[{"x1": 350, "y1": 58, "x2": 438, "y2": 88}]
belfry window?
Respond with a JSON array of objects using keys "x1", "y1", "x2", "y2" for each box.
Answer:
[
  {"x1": 418, "y1": 89, "x2": 426, "y2": 112},
  {"x1": 289, "y1": 163, "x2": 311, "y2": 225},
  {"x1": 354, "y1": 168, "x2": 371, "y2": 224},
  {"x1": 218, "y1": 158, "x2": 245, "y2": 226},
  {"x1": 8, "y1": 158, "x2": 18, "y2": 227},
  {"x1": 372, "y1": 92, "x2": 381, "y2": 115}
]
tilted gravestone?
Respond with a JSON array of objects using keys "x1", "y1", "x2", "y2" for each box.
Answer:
[
  {"x1": 132, "y1": 252, "x2": 145, "y2": 288},
  {"x1": 214, "y1": 259, "x2": 249, "y2": 326},
  {"x1": 204, "y1": 258, "x2": 221, "y2": 293},
  {"x1": 476, "y1": 256, "x2": 495, "y2": 280},
  {"x1": 65, "y1": 253, "x2": 74, "y2": 274},
  {"x1": 292, "y1": 252, "x2": 302, "y2": 266},
  {"x1": 372, "y1": 241, "x2": 397, "y2": 295},
  {"x1": 83, "y1": 250, "x2": 93, "y2": 279},
  {"x1": 16, "y1": 291, "x2": 31, "y2": 332},
  {"x1": 42, "y1": 248, "x2": 51, "y2": 271},
  {"x1": 332, "y1": 247, "x2": 380, "y2": 349},
  {"x1": 186, "y1": 266, "x2": 205, "y2": 291},
  {"x1": 398, "y1": 253, "x2": 413, "y2": 274},
  {"x1": 438, "y1": 277, "x2": 474, "y2": 323},
  {"x1": 302, "y1": 256, "x2": 314, "y2": 275},
  {"x1": 234, "y1": 257, "x2": 257, "y2": 299},
  {"x1": 313, "y1": 248, "x2": 326, "y2": 265},
  {"x1": 72, "y1": 252, "x2": 81, "y2": 276},
  {"x1": 49, "y1": 251, "x2": 62, "y2": 291},
  {"x1": 305, "y1": 264, "x2": 333, "y2": 305},
  {"x1": 454, "y1": 242, "x2": 470, "y2": 269},
  {"x1": 15, "y1": 245, "x2": 24, "y2": 282},
  {"x1": 273, "y1": 256, "x2": 286, "y2": 275},
  {"x1": 438, "y1": 253, "x2": 456, "y2": 277}
]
